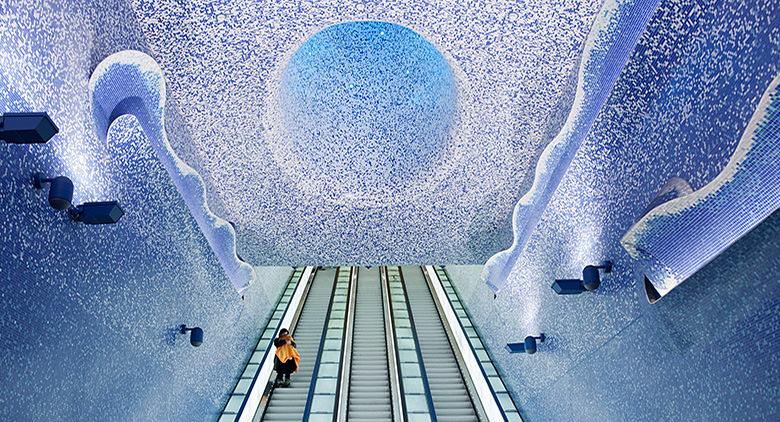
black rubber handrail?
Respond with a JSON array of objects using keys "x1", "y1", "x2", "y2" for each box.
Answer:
[
  {"x1": 332, "y1": 267, "x2": 354, "y2": 420},
  {"x1": 382, "y1": 266, "x2": 406, "y2": 419}
]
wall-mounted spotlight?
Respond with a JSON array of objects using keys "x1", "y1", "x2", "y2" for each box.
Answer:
[
  {"x1": 179, "y1": 325, "x2": 204, "y2": 347},
  {"x1": 33, "y1": 173, "x2": 125, "y2": 224},
  {"x1": 551, "y1": 261, "x2": 613, "y2": 295},
  {"x1": 32, "y1": 173, "x2": 73, "y2": 210},
  {"x1": 1, "y1": 112, "x2": 59, "y2": 144},
  {"x1": 506, "y1": 334, "x2": 546, "y2": 354}
]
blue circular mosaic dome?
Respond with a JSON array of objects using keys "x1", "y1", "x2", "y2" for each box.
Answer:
[{"x1": 277, "y1": 21, "x2": 457, "y2": 200}]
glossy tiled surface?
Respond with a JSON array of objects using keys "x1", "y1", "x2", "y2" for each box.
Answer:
[
  {"x1": 0, "y1": 2, "x2": 289, "y2": 419},
  {"x1": 450, "y1": 209, "x2": 780, "y2": 420},
  {"x1": 447, "y1": 1, "x2": 779, "y2": 419},
  {"x1": 1, "y1": 0, "x2": 778, "y2": 420},
  {"x1": 127, "y1": 0, "x2": 605, "y2": 265}
]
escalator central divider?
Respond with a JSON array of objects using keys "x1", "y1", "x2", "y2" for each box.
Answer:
[
  {"x1": 398, "y1": 267, "x2": 438, "y2": 422},
  {"x1": 336, "y1": 267, "x2": 359, "y2": 421},
  {"x1": 302, "y1": 267, "x2": 354, "y2": 421},
  {"x1": 383, "y1": 267, "x2": 408, "y2": 418},
  {"x1": 381, "y1": 267, "x2": 404, "y2": 421}
]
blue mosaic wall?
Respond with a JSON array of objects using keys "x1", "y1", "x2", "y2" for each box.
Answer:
[
  {"x1": 449, "y1": 0, "x2": 780, "y2": 419},
  {"x1": 274, "y1": 21, "x2": 458, "y2": 204},
  {"x1": 450, "y1": 209, "x2": 780, "y2": 420},
  {"x1": 89, "y1": 50, "x2": 255, "y2": 293},
  {"x1": 0, "y1": 2, "x2": 289, "y2": 420},
  {"x1": 622, "y1": 75, "x2": 780, "y2": 299},
  {"x1": 483, "y1": 0, "x2": 661, "y2": 292},
  {"x1": 2, "y1": 0, "x2": 778, "y2": 420}
]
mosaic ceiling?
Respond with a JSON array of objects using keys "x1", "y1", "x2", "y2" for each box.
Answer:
[{"x1": 128, "y1": 0, "x2": 602, "y2": 265}]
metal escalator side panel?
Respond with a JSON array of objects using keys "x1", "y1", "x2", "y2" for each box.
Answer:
[
  {"x1": 220, "y1": 267, "x2": 308, "y2": 421},
  {"x1": 303, "y1": 267, "x2": 354, "y2": 421},
  {"x1": 336, "y1": 267, "x2": 358, "y2": 421},
  {"x1": 427, "y1": 266, "x2": 524, "y2": 422},
  {"x1": 223, "y1": 266, "x2": 314, "y2": 422},
  {"x1": 388, "y1": 266, "x2": 438, "y2": 421},
  {"x1": 380, "y1": 267, "x2": 405, "y2": 422},
  {"x1": 421, "y1": 266, "x2": 506, "y2": 422}
]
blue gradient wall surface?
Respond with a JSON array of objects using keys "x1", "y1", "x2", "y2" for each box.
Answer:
[
  {"x1": 483, "y1": 0, "x2": 661, "y2": 292},
  {"x1": 0, "y1": 2, "x2": 288, "y2": 420},
  {"x1": 622, "y1": 75, "x2": 780, "y2": 299},
  {"x1": 2, "y1": 0, "x2": 779, "y2": 420},
  {"x1": 90, "y1": 50, "x2": 254, "y2": 293},
  {"x1": 450, "y1": 210, "x2": 780, "y2": 421},
  {"x1": 448, "y1": 0, "x2": 780, "y2": 419}
]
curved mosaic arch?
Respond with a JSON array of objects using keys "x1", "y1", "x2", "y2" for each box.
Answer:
[
  {"x1": 482, "y1": 0, "x2": 661, "y2": 292},
  {"x1": 621, "y1": 73, "x2": 780, "y2": 301},
  {"x1": 89, "y1": 50, "x2": 256, "y2": 293}
]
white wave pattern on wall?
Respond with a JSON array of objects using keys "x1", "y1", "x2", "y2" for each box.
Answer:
[
  {"x1": 483, "y1": 0, "x2": 661, "y2": 292},
  {"x1": 621, "y1": 73, "x2": 780, "y2": 300},
  {"x1": 89, "y1": 50, "x2": 255, "y2": 293}
]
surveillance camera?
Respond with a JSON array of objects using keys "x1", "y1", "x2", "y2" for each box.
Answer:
[
  {"x1": 32, "y1": 173, "x2": 73, "y2": 210},
  {"x1": 189, "y1": 327, "x2": 204, "y2": 347},
  {"x1": 551, "y1": 278, "x2": 586, "y2": 295},
  {"x1": 1, "y1": 112, "x2": 59, "y2": 144},
  {"x1": 582, "y1": 266, "x2": 602, "y2": 291},
  {"x1": 33, "y1": 173, "x2": 124, "y2": 224},
  {"x1": 68, "y1": 201, "x2": 125, "y2": 225}
]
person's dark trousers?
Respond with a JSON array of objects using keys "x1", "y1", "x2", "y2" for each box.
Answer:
[{"x1": 275, "y1": 359, "x2": 297, "y2": 382}]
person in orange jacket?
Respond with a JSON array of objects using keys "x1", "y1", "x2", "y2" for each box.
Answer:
[{"x1": 273, "y1": 328, "x2": 300, "y2": 387}]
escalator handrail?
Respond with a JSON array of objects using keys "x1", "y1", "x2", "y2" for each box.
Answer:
[
  {"x1": 425, "y1": 265, "x2": 519, "y2": 421},
  {"x1": 380, "y1": 266, "x2": 404, "y2": 421},
  {"x1": 336, "y1": 267, "x2": 358, "y2": 421},
  {"x1": 437, "y1": 265, "x2": 522, "y2": 417},
  {"x1": 220, "y1": 269, "x2": 301, "y2": 419}
]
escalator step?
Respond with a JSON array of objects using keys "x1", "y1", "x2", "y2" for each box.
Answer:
[
  {"x1": 401, "y1": 266, "x2": 478, "y2": 422},
  {"x1": 347, "y1": 267, "x2": 392, "y2": 421}
]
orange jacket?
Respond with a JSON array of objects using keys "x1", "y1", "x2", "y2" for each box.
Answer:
[{"x1": 274, "y1": 335, "x2": 300, "y2": 369}]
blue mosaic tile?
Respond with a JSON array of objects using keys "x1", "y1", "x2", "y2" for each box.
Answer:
[
  {"x1": 449, "y1": 0, "x2": 780, "y2": 419},
  {"x1": 0, "y1": 2, "x2": 289, "y2": 419},
  {"x1": 1, "y1": 0, "x2": 778, "y2": 420}
]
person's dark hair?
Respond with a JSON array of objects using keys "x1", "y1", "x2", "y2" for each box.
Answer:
[{"x1": 279, "y1": 328, "x2": 289, "y2": 337}]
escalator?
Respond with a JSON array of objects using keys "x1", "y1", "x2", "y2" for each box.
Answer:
[
  {"x1": 400, "y1": 266, "x2": 479, "y2": 422},
  {"x1": 224, "y1": 266, "x2": 520, "y2": 422},
  {"x1": 259, "y1": 267, "x2": 337, "y2": 421},
  {"x1": 346, "y1": 267, "x2": 393, "y2": 421}
]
